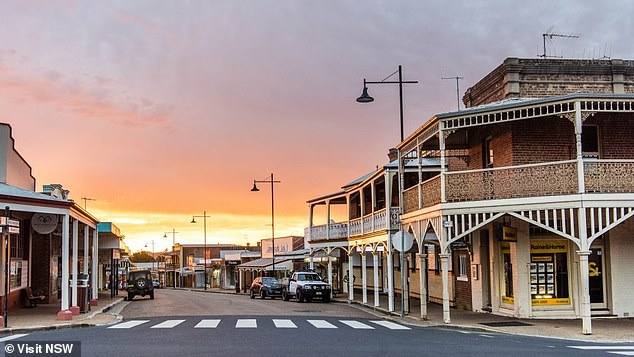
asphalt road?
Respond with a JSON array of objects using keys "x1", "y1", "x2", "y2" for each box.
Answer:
[{"x1": 1, "y1": 289, "x2": 633, "y2": 357}]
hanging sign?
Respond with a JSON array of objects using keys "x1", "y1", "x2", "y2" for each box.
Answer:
[{"x1": 31, "y1": 213, "x2": 57, "y2": 234}]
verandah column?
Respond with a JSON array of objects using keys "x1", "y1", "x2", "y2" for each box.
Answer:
[
  {"x1": 91, "y1": 229, "x2": 98, "y2": 303},
  {"x1": 348, "y1": 252, "x2": 354, "y2": 301},
  {"x1": 387, "y1": 250, "x2": 394, "y2": 312},
  {"x1": 58, "y1": 214, "x2": 71, "y2": 319},
  {"x1": 373, "y1": 252, "x2": 380, "y2": 307},
  {"x1": 419, "y1": 252, "x2": 427, "y2": 319},
  {"x1": 361, "y1": 251, "x2": 367, "y2": 304},
  {"x1": 71, "y1": 219, "x2": 79, "y2": 314}
]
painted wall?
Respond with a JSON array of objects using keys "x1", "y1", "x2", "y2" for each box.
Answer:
[{"x1": 608, "y1": 219, "x2": 634, "y2": 317}]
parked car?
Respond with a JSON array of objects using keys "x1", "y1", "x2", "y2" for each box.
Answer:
[
  {"x1": 152, "y1": 279, "x2": 161, "y2": 288},
  {"x1": 250, "y1": 277, "x2": 282, "y2": 299},
  {"x1": 281, "y1": 270, "x2": 331, "y2": 303},
  {"x1": 126, "y1": 270, "x2": 154, "y2": 301}
]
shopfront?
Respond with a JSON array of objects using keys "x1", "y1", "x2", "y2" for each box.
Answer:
[{"x1": 529, "y1": 239, "x2": 570, "y2": 307}]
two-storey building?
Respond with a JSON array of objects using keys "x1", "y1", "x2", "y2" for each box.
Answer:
[{"x1": 399, "y1": 58, "x2": 634, "y2": 334}]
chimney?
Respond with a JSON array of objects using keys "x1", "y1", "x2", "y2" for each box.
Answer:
[{"x1": 388, "y1": 148, "x2": 398, "y2": 162}]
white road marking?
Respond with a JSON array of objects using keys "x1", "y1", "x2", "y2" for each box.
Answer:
[
  {"x1": 108, "y1": 320, "x2": 150, "y2": 329},
  {"x1": 340, "y1": 320, "x2": 374, "y2": 329},
  {"x1": 273, "y1": 319, "x2": 297, "y2": 328},
  {"x1": 0, "y1": 334, "x2": 28, "y2": 342},
  {"x1": 307, "y1": 319, "x2": 337, "y2": 329},
  {"x1": 609, "y1": 352, "x2": 634, "y2": 356},
  {"x1": 479, "y1": 334, "x2": 494, "y2": 338},
  {"x1": 236, "y1": 319, "x2": 257, "y2": 328},
  {"x1": 151, "y1": 319, "x2": 186, "y2": 328},
  {"x1": 369, "y1": 320, "x2": 411, "y2": 330},
  {"x1": 569, "y1": 346, "x2": 634, "y2": 350},
  {"x1": 194, "y1": 319, "x2": 221, "y2": 328}
]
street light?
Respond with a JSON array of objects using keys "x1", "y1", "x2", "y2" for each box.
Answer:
[
  {"x1": 357, "y1": 65, "x2": 418, "y2": 142},
  {"x1": 164, "y1": 228, "x2": 179, "y2": 289},
  {"x1": 357, "y1": 65, "x2": 418, "y2": 318},
  {"x1": 144, "y1": 240, "x2": 156, "y2": 273},
  {"x1": 191, "y1": 212, "x2": 210, "y2": 290},
  {"x1": 250, "y1": 173, "x2": 281, "y2": 276}
]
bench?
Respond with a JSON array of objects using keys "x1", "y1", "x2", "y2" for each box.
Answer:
[{"x1": 26, "y1": 287, "x2": 46, "y2": 307}]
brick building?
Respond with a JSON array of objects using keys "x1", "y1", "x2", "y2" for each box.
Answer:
[
  {"x1": 399, "y1": 57, "x2": 634, "y2": 334},
  {"x1": 305, "y1": 57, "x2": 634, "y2": 335}
]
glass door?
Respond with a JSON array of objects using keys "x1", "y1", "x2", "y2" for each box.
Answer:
[{"x1": 589, "y1": 245, "x2": 606, "y2": 309}]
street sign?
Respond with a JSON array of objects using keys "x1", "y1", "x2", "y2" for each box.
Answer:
[
  {"x1": 443, "y1": 220, "x2": 453, "y2": 228},
  {"x1": 0, "y1": 218, "x2": 19, "y2": 227},
  {"x1": 0, "y1": 227, "x2": 20, "y2": 234}
]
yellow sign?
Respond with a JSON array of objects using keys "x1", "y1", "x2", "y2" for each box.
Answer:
[
  {"x1": 530, "y1": 240, "x2": 568, "y2": 254},
  {"x1": 589, "y1": 262, "x2": 601, "y2": 277},
  {"x1": 501, "y1": 296, "x2": 514, "y2": 304},
  {"x1": 500, "y1": 242, "x2": 511, "y2": 254},
  {"x1": 532, "y1": 298, "x2": 570, "y2": 306},
  {"x1": 532, "y1": 256, "x2": 553, "y2": 262}
]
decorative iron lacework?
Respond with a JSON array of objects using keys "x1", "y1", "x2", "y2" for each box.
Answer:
[{"x1": 441, "y1": 98, "x2": 634, "y2": 131}]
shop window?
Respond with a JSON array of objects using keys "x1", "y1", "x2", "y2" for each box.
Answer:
[
  {"x1": 502, "y1": 250, "x2": 513, "y2": 299},
  {"x1": 530, "y1": 239, "x2": 570, "y2": 306}
]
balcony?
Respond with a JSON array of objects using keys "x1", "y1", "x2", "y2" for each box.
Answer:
[
  {"x1": 402, "y1": 159, "x2": 634, "y2": 213},
  {"x1": 306, "y1": 207, "x2": 401, "y2": 241}
]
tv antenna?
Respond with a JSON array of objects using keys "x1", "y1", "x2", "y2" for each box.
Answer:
[
  {"x1": 539, "y1": 26, "x2": 580, "y2": 58},
  {"x1": 442, "y1": 76, "x2": 464, "y2": 110},
  {"x1": 81, "y1": 197, "x2": 96, "y2": 210}
]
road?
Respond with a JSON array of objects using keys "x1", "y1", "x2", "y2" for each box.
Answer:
[{"x1": 1, "y1": 289, "x2": 633, "y2": 357}]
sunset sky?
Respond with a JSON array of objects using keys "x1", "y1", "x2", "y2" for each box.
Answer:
[{"x1": 1, "y1": 1, "x2": 632, "y2": 253}]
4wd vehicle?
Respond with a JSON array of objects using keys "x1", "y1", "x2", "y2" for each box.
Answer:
[
  {"x1": 126, "y1": 270, "x2": 154, "y2": 301},
  {"x1": 281, "y1": 270, "x2": 331, "y2": 303}
]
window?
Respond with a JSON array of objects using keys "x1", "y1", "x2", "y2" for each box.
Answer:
[
  {"x1": 582, "y1": 125, "x2": 599, "y2": 157},
  {"x1": 483, "y1": 136, "x2": 494, "y2": 168},
  {"x1": 457, "y1": 254, "x2": 469, "y2": 281}
]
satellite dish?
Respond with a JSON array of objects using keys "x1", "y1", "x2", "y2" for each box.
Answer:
[{"x1": 391, "y1": 230, "x2": 414, "y2": 252}]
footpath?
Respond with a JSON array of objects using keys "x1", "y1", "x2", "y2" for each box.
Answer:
[{"x1": 0, "y1": 288, "x2": 632, "y2": 343}]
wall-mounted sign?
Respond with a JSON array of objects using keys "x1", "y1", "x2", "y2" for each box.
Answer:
[
  {"x1": 496, "y1": 224, "x2": 517, "y2": 242},
  {"x1": 31, "y1": 213, "x2": 57, "y2": 234},
  {"x1": 112, "y1": 249, "x2": 121, "y2": 260}
]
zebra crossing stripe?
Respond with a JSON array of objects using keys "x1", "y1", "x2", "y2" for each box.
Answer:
[
  {"x1": 569, "y1": 346, "x2": 634, "y2": 350},
  {"x1": 273, "y1": 319, "x2": 297, "y2": 328},
  {"x1": 195, "y1": 319, "x2": 221, "y2": 328},
  {"x1": 340, "y1": 320, "x2": 374, "y2": 329},
  {"x1": 108, "y1": 320, "x2": 149, "y2": 329},
  {"x1": 307, "y1": 320, "x2": 337, "y2": 329},
  {"x1": 236, "y1": 319, "x2": 257, "y2": 328},
  {"x1": 151, "y1": 319, "x2": 186, "y2": 328},
  {"x1": 369, "y1": 320, "x2": 411, "y2": 330},
  {"x1": 609, "y1": 352, "x2": 634, "y2": 356}
]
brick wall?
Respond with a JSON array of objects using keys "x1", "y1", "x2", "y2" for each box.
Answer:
[
  {"x1": 463, "y1": 58, "x2": 634, "y2": 107},
  {"x1": 590, "y1": 113, "x2": 634, "y2": 159},
  {"x1": 453, "y1": 249, "x2": 472, "y2": 311}
]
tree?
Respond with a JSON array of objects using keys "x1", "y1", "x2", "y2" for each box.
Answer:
[{"x1": 130, "y1": 251, "x2": 155, "y2": 263}]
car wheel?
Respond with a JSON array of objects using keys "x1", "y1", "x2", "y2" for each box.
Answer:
[
  {"x1": 282, "y1": 290, "x2": 289, "y2": 301},
  {"x1": 260, "y1": 290, "x2": 266, "y2": 299},
  {"x1": 250, "y1": 289, "x2": 255, "y2": 299},
  {"x1": 306, "y1": 297, "x2": 313, "y2": 303},
  {"x1": 150, "y1": 291, "x2": 154, "y2": 300},
  {"x1": 323, "y1": 295, "x2": 331, "y2": 303},
  {"x1": 297, "y1": 289, "x2": 304, "y2": 303},
  {"x1": 135, "y1": 279, "x2": 146, "y2": 289},
  {"x1": 128, "y1": 294, "x2": 134, "y2": 301}
]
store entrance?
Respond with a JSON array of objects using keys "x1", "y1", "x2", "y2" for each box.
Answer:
[{"x1": 589, "y1": 245, "x2": 606, "y2": 309}]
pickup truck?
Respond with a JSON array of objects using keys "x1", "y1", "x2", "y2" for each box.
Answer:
[{"x1": 281, "y1": 271, "x2": 331, "y2": 303}]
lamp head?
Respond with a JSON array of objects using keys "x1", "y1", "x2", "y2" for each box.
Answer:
[
  {"x1": 190, "y1": 217, "x2": 196, "y2": 224},
  {"x1": 163, "y1": 233, "x2": 167, "y2": 239},
  {"x1": 250, "y1": 181, "x2": 260, "y2": 192},
  {"x1": 356, "y1": 86, "x2": 374, "y2": 103}
]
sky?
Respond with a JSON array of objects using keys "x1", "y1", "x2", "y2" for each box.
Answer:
[{"x1": 1, "y1": 1, "x2": 632, "y2": 253}]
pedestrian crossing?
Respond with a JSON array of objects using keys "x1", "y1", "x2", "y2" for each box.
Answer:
[
  {"x1": 569, "y1": 345, "x2": 634, "y2": 355},
  {"x1": 107, "y1": 318, "x2": 412, "y2": 331}
]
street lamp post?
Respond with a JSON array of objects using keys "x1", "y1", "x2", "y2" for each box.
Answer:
[
  {"x1": 356, "y1": 65, "x2": 418, "y2": 142},
  {"x1": 191, "y1": 212, "x2": 210, "y2": 290},
  {"x1": 164, "y1": 229, "x2": 179, "y2": 289},
  {"x1": 144, "y1": 240, "x2": 156, "y2": 273},
  {"x1": 357, "y1": 65, "x2": 418, "y2": 318},
  {"x1": 251, "y1": 173, "x2": 281, "y2": 276}
]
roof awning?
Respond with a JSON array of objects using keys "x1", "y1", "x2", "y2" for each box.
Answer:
[{"x1": 237, "y1": 257, "x2": 293, "y2": 271}]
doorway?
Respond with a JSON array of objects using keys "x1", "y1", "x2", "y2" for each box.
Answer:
[{"x1": 589, "y1": 243, "x2": 607, "y2": 310}]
